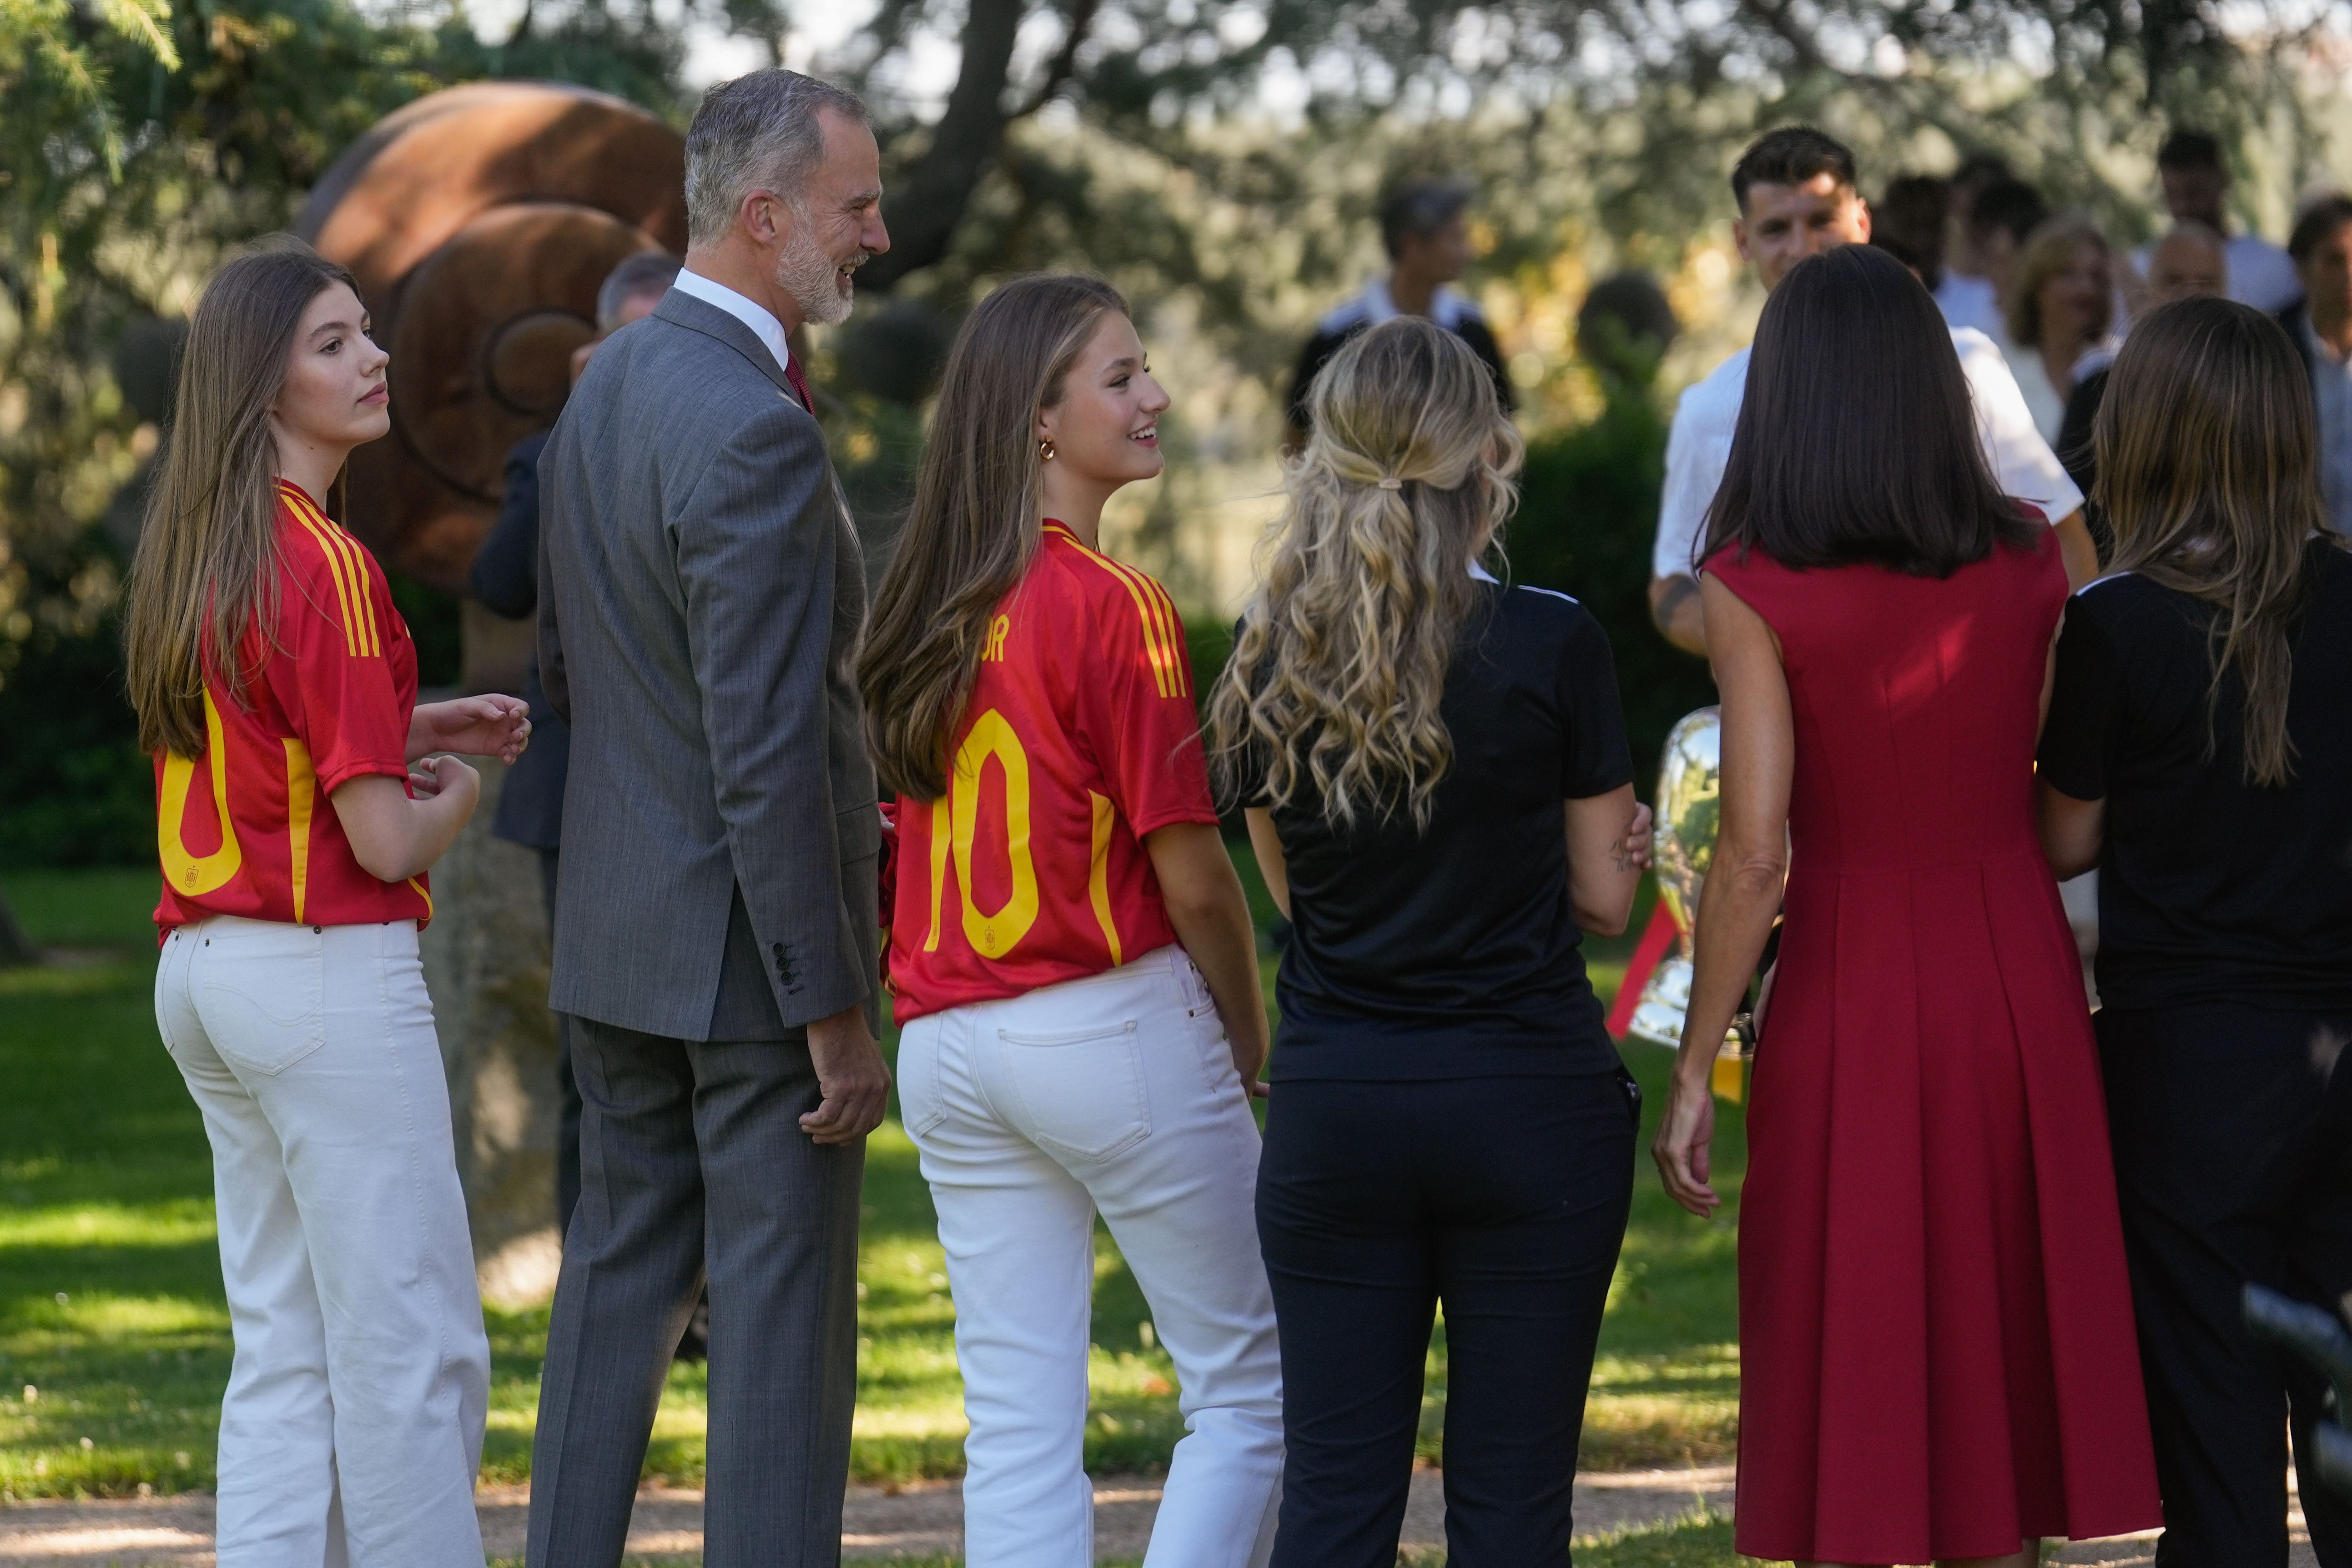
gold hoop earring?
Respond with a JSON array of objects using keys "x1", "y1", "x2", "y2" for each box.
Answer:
[{"x1": 1038, "y1": 437, "x2": 1057, "y2": 462}]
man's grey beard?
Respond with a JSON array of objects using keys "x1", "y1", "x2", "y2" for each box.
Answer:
[{"x1": 777, "y1": 221, "x2": 856, "y2": 327}]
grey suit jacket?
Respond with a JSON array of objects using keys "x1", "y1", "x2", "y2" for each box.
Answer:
[{"x1": 538, "y1": 288, "x2": 880, "y2": 1039}]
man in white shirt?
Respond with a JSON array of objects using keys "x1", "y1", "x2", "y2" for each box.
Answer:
[
  {"x1": 2131, "y1": 130, "x2": 2302, "y2": 315},
  {"x1": 1932, "y1": 152, "x2": 2020, "y2": 339},
  {"x1": 1647, "y1": 128, "x2": 2097, "y2": 655}
]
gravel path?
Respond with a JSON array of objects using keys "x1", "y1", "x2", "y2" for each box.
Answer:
[{"x1": 0, "y1": 1467, "x2": 2320, "y2": 1564}]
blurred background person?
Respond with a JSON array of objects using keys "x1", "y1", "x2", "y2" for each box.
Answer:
[
  {"x1": 470, "y1": 246, "x2": 679, "y2": 1248},
  {"x1": 2137, "y1": 129, "x2": 2302, "y2": 312},
  {"x1": 2039, "y1": 296, "x2": 2352, "y2": 1568},
  {"x1": 1962, "y1": 176, "x2": 2050, "y2": 334},
  {"x1": 2056, "y1": 221, "x2": 2226, "y2": 513},
  {"x1": 1284, "y1": 176, "x2": 1513, "y2": 452},
  {"x1": 1999, "y1": 215, "x2": 2116, "y2": 443},
  {"x1": 1935, "y1": 151, "x2": 2015, "y2": 335},
  {"x1": 1870, "y1": 173, "x2": 1951, "y2": 290},
  {"x1": 2278, "y1": 194, "x2": 2352, "y2": 539},
  {"x1": 1649, "y1": 129, "x2": 2093, "y2": 658}
]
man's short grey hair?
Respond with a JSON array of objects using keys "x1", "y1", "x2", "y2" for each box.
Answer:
[
  {"x1": 596, "y1": 250, "x2": 683, "y2": 331},
  {"x1": 684, "y1": 69, "x2": 871, "y2": 249}
]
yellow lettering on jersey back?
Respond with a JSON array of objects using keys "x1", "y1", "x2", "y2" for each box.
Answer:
[
  {"x1": 947, "y1": 709, "x2": 1039, "y2": 958},
  {"x1": 983, "y1": 614, "x2": 1011, "y2": 663},
  {"x1": 1087, "y1": 790, "x2": 1123, "y2": 967},
  {"x1": 158, "y1": 691, "x2": 244, "y2": 898},
  {"x1": 283, "y1": 739, "x2": 315, "y2": 924}
]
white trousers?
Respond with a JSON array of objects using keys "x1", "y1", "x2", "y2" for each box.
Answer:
[
  {"x1": 898, "y1": 945, "x2": 1284, "y2": 1568},
  {"x1": 154, "y1": 916, "x2": 489, "y2": 1568}
]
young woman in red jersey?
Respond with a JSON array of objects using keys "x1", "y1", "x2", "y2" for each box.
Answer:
[
  {"x1": 122, "y1": 241, "x2": 529, "y2": 1565},
  {"x1": 859, "y1": 275, "x2": 1282, "y2": 1567}
]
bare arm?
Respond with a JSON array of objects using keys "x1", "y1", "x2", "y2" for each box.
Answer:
[
  {"x1": 1244, "y1": 807, "x2": 1289, "y2": 920},
  {"x1": 2037, "y1": 783, "x2": 2105, "y2": 880},
  {"x1": 1564, "y1": 785, "x2": 1653, "y2": 937},
  {"x1": 331, "y1": 762, "x2": 480, "y2": 885},
  {"x1": 408, "y1": 695, "x2": 531, "y2": 764},
  {"x1": 2052, "y1": 508, "x2": 2099, "y2": 591},
  {"x1": 1148, "y1": 821, "x2": 1272, "y2": 1095},
  {"x1": 1653, "y1": 574, "x2": 1793, "y2": 1218},
  {"x1": 1647, "y1": 573, "x2": 1709, "y2": 657}
]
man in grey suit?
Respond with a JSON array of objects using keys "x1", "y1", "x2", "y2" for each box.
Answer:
[{"x1": 528, "y1": 69, "x2": 891, "y2": 1567}]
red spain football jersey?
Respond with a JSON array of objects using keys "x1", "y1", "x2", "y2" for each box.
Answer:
[
  {"x1": 887, "y1": 522, "x2": 1219, "y2": 1021},
  {"x1": 153, "y1": 481, "x2": 430, "y2": 935}
]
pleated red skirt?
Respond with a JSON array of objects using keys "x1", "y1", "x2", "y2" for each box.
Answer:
[{"x1": 1709, "y1": 539, "x2": 2161, "y2": 1563}]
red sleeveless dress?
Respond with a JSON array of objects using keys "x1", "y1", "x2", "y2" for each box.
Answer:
[{"x1": 1706, "y1": 536, "x2": 2160, "y2": 1563}]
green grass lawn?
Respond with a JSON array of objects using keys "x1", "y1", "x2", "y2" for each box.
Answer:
[{"x1": 0, "y1": 858, "x2": 1743, "y2": 1506}]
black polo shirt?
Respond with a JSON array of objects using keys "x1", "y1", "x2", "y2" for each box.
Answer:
[
  {"x1": 2038, "y1": 537, "x2": 2352, "y2": 1011},
  {"x1": 1244, "y1": 577, "x2": 1633, "y2": 1079}
]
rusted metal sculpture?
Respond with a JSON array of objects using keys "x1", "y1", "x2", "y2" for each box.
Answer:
[{"x1": 296, "y1": 81, "x2": 689, "y2": 597}]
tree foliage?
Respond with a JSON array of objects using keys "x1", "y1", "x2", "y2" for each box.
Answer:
[{"x1": 1, "y1": 0, "x2": 2342, "y2": 868}]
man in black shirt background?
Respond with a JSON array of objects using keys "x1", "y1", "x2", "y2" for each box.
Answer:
[{"x1": 1283, "y1": 177, "x2": 1514, "y2": 452}]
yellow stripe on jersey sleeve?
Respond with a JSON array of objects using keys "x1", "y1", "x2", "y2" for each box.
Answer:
[
  {"x1": 286, "y1": 503, "x2": 365, "y2": 657},
  {"x1": 1112, "y1": 558, "x2": 1185, "y2": 700},
  {"x1": 288, "y1": 493, "x2": 383, "y2": 657},
  {"x1": 283, "y1": 738, "x2": 315, "y2": 925},
  {"x1": 407, "y1": 876, "x2": 433, "y2": 918},
  {"x1": 1063, "y1": 543, "x2": 1182, "y2": 699},
  {"x1": 1138, "y1": 573, "x2": 1190, "y2": 697}
]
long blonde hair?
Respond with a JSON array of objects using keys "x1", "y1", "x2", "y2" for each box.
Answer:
[
  {"x1": 122, "y1": 240, "x2": 359, "y2": 759},
  {"x1": 858, "y1": 274, "x2": 1126, "y2": 800},
  {"x1": 1208, "y1": 317, "x2": 1522, "y2": 829},
  {"x1": 2094, "y1": 296, "x2": 2336, "y2": 786}
]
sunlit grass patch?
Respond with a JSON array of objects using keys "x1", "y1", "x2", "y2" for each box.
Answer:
[{"x1": 2, "y1": 864, "x2": 1753, "y2": 1498}]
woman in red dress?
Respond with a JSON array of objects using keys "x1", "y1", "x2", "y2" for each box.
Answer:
[{"x1": 1650, "y1": 243, "x2": 2161, "y2": 1567}]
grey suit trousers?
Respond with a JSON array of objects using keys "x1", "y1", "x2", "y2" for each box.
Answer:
[{"x1": 525, "y1": 1020, "x2": 863, "y2": 1567}]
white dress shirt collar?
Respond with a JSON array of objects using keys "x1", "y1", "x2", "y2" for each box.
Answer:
[{"x1": 670, "y1": 268, "x2": 794, "y2": 379}]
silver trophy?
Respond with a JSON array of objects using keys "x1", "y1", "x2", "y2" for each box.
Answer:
[{"x1": 1626, "y1": 707, "x2": 1745, "y2": 1057}]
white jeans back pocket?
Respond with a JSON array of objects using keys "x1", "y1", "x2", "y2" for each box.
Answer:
[
  {"x1": 197, "y1": 926, "x2": 327, "y2": 1077},
  {"x1": 996, "y1": 1019, "x2": 1148, "y2": 1164}
]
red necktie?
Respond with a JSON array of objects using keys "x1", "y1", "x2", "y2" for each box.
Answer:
[{"x1": 784, "y1": 354, "x2": 816, "y2": 417}]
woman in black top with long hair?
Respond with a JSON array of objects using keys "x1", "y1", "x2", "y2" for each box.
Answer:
[
  {"x1": 2039, "y1": 296, "x2": 2352, "y2": 1568},
  {"x1": 1209, "y1": 316, "x2": 1652, "y2": 1567}
]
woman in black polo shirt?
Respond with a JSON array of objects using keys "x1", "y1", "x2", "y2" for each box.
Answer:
[
  {"x1": 1208, "y1": 317, "x2": 1652, "y2": 1567},
  {"x1": 2039, "y1": 296, "x2": 2352, "y2": 1567}
]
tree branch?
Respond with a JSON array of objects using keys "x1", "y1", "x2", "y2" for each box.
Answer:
[
  {"x1": 861, "y1": 0, "x2": 1098, "y2": 290},
  {"x1": 1010, "y1": 0, "x2": 1099, "y2": 117}
]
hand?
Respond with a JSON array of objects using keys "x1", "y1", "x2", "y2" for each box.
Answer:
[
  {"x1": 1651, "y1": 1065, "x2": 1721, "y2": 1218},
  {"x1": 411, "y1": 754, "x2": 480, "y2": 807},
  {"x1": 1230, "y1": 1036, "x2": 1271, "y2": 1100},
  {"x1": 802, "y1": 1005, "x2": 890, "y2": 1145},
  {"x1": 1619, "y1": 803, "x2": 1656, "y2": 873},
  {"x1": 412, "y1": 696, "x2": 531, "y2": 764}
]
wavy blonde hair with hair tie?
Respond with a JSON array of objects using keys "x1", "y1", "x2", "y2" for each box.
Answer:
[{"x1": 1208, "y1": 316, "x2": 1523, "y2": 830}]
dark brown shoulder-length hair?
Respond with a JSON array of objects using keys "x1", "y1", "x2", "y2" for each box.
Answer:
[
  {"x1": 858, "y1": 273, "x2": 1127, "y2": 800},
  {"x1": 2095, "y1": 296, "x2": 2333, "y2": 787},
  {"x1": 1702, "y1": 242, "x2": 2041, "y2": 576}
]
